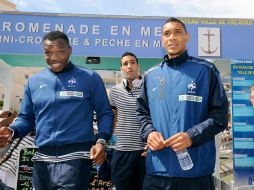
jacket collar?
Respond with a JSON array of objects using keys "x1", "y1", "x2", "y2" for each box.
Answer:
[{"x1": 162, "y1": 51, "x2": 189, "y2": 67}]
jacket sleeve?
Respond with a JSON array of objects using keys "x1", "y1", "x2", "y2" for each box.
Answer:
[
  {"x1": 186, "y1": 65, "x2": 229, "y2": 147},
  {"x1": 136, "y1": 75, "x2": 156, "y2": 142},
  {"x1": 9, "y1": 80, "x2": 35, "y2": 139},
  {"x1": 91, "y1": 72, "x2": 113, "y2": 141}
]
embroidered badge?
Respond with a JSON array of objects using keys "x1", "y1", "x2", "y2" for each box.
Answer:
[
  {"x1": 59, "y1": 91, "x2": 83, "y2": 98},
  {"x1": 67, "y1": 77, "x2": 77, "y2": 88},
  {"x1": 187, "y1": 81, "x2": 196, "y2": 94}
]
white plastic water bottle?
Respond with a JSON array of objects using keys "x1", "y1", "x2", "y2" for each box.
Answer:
[{"x1": 176, "y1": 149, "x2": 193, "y2": 170}]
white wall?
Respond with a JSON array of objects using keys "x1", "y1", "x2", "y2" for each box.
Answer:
[
  {"x1": 0, "y1": 60, "x2": 43, "y2": 111},
  {"x1": 0, "y1": 59, "x2": 12, "y2": 111}
]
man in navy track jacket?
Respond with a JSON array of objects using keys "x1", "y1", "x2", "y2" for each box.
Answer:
[
  {"x1": 136, "y1": 17, "x2": 228, "y2": 190},
  {"x1": 0, "y1": 31, "x2": 113, "y2": 190}
]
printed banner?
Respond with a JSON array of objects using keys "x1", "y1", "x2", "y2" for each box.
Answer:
[
  {"x1": 231, "y1": 60, "x2": 254, "y2": 189},
  {"x1": 1, "y1": 13, "x2": 254, "y2": 58}
]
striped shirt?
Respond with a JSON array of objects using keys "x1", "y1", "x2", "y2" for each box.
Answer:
[
  {"x1": 32, "y1": 151, "x2": 90, "y2": 162},
  {"x1": 109, "y1": 82, "x2": 145, "y2": 151}
]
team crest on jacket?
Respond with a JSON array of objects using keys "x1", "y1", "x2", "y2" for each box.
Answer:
[
  {"x1": 67, "y1": 77, "x2": 77, "y2": 88},
  {"x1": 187, "y1": 81, "x2": 196, "y2": 94}
]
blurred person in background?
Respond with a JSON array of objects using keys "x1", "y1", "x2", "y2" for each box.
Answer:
[
  {"x1": 250, "y1": 85, "x2": 254, "y2": 108},
  {"x1": 109, "y1": 52, "x2": 146, "y2": 190}
]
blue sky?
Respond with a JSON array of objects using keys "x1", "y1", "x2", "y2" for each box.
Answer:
[{"x1": 9, "y1": 0, "x2": 254, "y2": 19}]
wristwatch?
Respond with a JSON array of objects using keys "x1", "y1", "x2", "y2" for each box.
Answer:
[
  {"x1": 8, "y1": 127, "x2": 15, "y2": 139},
  {"x1": 96, "y1": 139, "x2": 106, "y2": 146}
]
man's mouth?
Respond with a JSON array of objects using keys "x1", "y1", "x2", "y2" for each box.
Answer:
[{"x1": 169, "y1": 44, "x2": 177, "y2": 48}]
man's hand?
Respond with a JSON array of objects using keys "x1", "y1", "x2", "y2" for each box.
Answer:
[
  {"x1": 141, "y1": 145, "x2": 148, "y2": 157},
  {"x1": 90, "y1": 143, "x2": 107, "y2": 164},
  {"x1": 147, "y1": 131, "x2": 166, "y2": 151},
  {"x1": 164, "y1": 132, "x2": 192, "y2": 152},
  {"x1": 0, "y1": 127, "x2": 13, "y2": 148},
  {"x1": 0, "y1": 111, "x2": 11, "y2": 118}
]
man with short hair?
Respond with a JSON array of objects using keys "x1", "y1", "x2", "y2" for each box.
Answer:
[
  {"x1": 0, "y1": 31, "x2": 113, "y2": 190},
  {"x1": 109, "y1": 52, "x2": 146, "y2": 190},
  {"x1": 137, "y1": 17, "x2": 228, "y2": 190}
]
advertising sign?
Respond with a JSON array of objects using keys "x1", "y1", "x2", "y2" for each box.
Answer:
[
  {"x1": 231, "y1": 60, "x2": 254, "y2": 189},
  {"x1": 1, "y1": 13, "x2": 254, "y2": 59}
]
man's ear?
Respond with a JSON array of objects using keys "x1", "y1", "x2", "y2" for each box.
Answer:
[
  {"x1": 186, "y1": 32, "x2": 190, "y2": 42},
  {"x1": 68, "y1": 46, "x2": 72, "y2": 56},
  {"x1": 161, "y1": 36, "x2": 165, "y2": 48}
]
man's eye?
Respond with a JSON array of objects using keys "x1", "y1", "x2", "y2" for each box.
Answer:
[{"x1": 58, "y1": 50, "x2": 66, "y2": 54}]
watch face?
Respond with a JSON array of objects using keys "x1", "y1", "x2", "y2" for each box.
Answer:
[{"x1": 97, "y1": 139, "x2": 106, "y2": 145}]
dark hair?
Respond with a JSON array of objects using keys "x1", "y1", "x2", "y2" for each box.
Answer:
[
  {"x1": 164, "y1": 17, "x2": 187, "y2": 32},
  {"x1": 120, "y1": 52, "x2": 138, "y2": 66},
  {"x1": 43, "y1": 31, "x2": 70, "y2": 46}
]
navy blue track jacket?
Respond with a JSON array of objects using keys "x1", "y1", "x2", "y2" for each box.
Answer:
[
  {"x1": 136, "y1": 51, "x2": 228, "y2": 177},
  {"x1": 10, "y1": 62, "x2": 113, "y2": 149}
]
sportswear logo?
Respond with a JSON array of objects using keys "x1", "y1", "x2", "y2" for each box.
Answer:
[
  {"x1": 67, "y1": 77, "x2": 77, "y2": 88},
  {"x1": 68, "y1": 78, "x2": 76, "y2": 85},
  {"x1": 152, "y1": 87, "x2": 158, "y2": 92},
  {"x1": 187, "y1": 81, "x2": 196, "y2": 94},
  {"x1": 39, "y1": 84, "x2": 46, "y2": 88}
]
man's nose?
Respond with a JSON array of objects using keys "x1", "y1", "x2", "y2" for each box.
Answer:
[
  {"x1": 50, "y1": 52, "x2": 58, "y2": 61},
  {"x1": 169, "y1": 33, "x2": 176, "y2": 40}
]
